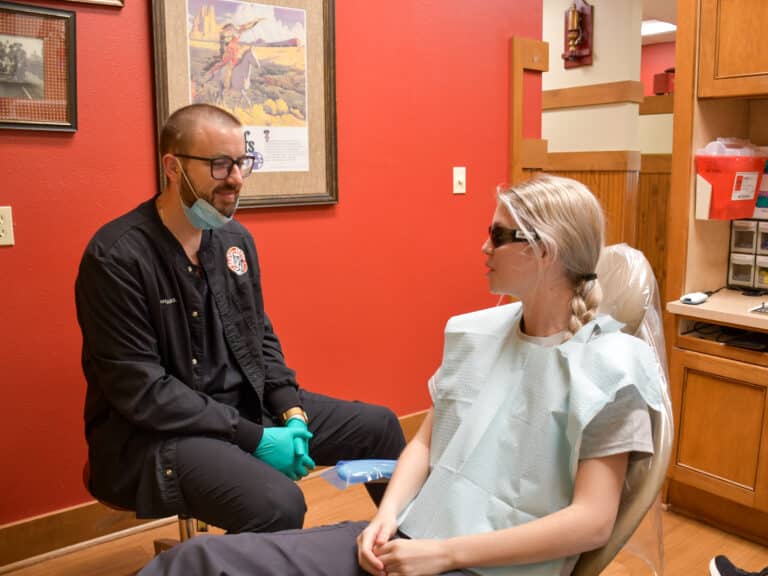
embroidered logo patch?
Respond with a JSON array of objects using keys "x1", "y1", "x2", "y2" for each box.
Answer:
[{"x1": 226, "y1": 246, "x2": 248, "y2": 276}]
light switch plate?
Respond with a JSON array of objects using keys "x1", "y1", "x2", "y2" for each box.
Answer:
[
  {"x1": 0, "y1": 206, "x2": 15, "y2": 246},
  {"x1": 453, "y1": 166, "x2": 466, "y2": 194}
]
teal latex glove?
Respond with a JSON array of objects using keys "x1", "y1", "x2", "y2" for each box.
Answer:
[
  {"x1": 285, "y1": 417, "x2": 310, "y2": 456},
  {"x1": 286, "y1": 417, "x2": 316, "y2": 479},
  {"x1": 253, "y1": 426, "x2": 313, "y2": 479},
  {"x1": 293, "y1": 453, "x2": 316, "y2": 479}
]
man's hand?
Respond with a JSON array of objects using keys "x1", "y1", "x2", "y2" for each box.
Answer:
[
  {"x1": 253, "y1": 426, "x2": 312, "y2": 479},
  {"x1": 285, "y1": 417, "x2": 315, "y2": 479}
]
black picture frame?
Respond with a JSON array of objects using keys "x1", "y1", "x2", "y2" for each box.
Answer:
[
  {"x1": 0, "y1": 2, "x2": 77, "y2": 132},
  {"x1": 61, "y1": 0, "x2": 123, "y2": 5}
]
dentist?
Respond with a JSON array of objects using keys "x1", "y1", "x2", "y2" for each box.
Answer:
[{"x1": 76, "y1": 103, "x2": 405, "y2": 535}]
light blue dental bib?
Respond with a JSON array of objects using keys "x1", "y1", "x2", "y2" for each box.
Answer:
[{"x1": 398, "y1": 303, "x2": 664, "y2": 576}]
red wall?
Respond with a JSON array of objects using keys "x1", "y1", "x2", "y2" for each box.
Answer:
[
  {"x1": 640, "y1": 41, "x2": 675, "y2": 96},
  {"x1": 0, "y1": 0, "x2": 541, "y2": 524}
]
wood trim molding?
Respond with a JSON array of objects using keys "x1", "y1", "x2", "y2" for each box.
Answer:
[
  {"x1": 541, "y1": 150, "x2": 641, "y2": 172},
  {"x1": 641, "y1": 154, "x2": 673, "y2": 174},
  {"x1": 0, "y1": 517, "x2": 174, "y2": 575},
  {"x1": 640, "y1": 94, "x2": 674, "y2": 115},
  {"x1": 664, "y1": 0, "x2": 697, "y2": 352},
  {"x1": 0, "y1": 501, "x2": 157, "y2": 568},
  {"x1": 0, "y1": 410, "x2": 430, "y2": 570},
  {"x1": 542, "y1": 80, "x2": 644, "y2": 111},
  {"x1": 509, "y1": 36, "x2": 549, "y2": 184},
  {"x1": 520, "y1": 139, "x2": 549, "y2": 171}
]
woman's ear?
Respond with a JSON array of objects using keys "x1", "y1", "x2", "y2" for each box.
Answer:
[{"x1": 536, "y1": 241, "x2": 550, "y2": 262}]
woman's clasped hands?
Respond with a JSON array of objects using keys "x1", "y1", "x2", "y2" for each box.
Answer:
[{"x1": 358, "y1": 512, "x2": 456, "y2": 576}]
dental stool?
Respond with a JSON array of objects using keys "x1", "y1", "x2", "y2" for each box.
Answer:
[{"x1": 82, "y1": 460, "x2": 207, "y2": 555}]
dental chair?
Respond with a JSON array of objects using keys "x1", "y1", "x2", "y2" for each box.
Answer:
[
  {"x1": 323, "y1": 243, "x2": 673, "y2": 574},
  {"x1": 571, "y1": 243, "x2": 674, "y2": 576}
]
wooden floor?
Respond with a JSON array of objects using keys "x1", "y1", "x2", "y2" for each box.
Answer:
[{"x1": 5, "y1": 474, "x2": 768, "y2": 576}]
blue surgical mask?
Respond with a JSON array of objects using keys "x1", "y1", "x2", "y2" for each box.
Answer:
[{"x1": 178, "y1": 162, "x2": 238, "y2": 230}]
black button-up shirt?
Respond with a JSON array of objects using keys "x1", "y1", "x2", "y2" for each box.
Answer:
[{"x1": 76, "y1": 198, "x2": 300, "y2": 516}]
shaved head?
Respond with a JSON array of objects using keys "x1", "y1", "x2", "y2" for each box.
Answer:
[{"x1": 160, "y1": 104, "x2": 242, "y2": 156}]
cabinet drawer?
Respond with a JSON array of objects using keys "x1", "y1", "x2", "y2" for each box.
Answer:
[{"x1": 670, "y1": 348, "x2": 768, "y2": 510}]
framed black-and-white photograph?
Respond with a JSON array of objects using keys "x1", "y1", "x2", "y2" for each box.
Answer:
[
  {"x1": 152, "y1": 0, "x2": 337, "y2": 207},
  {"x1": 0, "y1": 2, "x2": 77, "y2": 131}
]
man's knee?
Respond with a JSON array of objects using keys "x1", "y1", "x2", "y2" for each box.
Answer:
[
  {"x1": 238, "y1": 479, "x2": 307, "y2": 533},
  {"x1": 361, "y1": 404, "x2": 406, "y2": 456}
]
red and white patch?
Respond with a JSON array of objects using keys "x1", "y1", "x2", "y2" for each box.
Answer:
[{"x1": 226, "y1": 246, "x2": 248, "y2": 276}]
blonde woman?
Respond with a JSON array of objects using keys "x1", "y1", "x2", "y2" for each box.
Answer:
[{"x1": 140, "y1": 175, "x2": 664, "y2": 576}]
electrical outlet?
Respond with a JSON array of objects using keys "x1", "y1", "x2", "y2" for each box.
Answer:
[
  {"x1": 0, "y1": 206, "x2": 15, "y2": 246},
  {"x1": 453, "y1": 166, "x2": 466, "y2": 194}
]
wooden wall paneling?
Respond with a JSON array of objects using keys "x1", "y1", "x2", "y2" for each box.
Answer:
[
  {"x1": 543, "y1": 150, "x2": 640, "y2": 172},
  {"x1": 526, "y1": 150, "x2": 663, "y2": 275},
  {"x1": 638, "y1": 154, "x2": 672, "y2": 302},
  {"x1": 536, "y1": 169, "x2": 639, "y2": 246}
]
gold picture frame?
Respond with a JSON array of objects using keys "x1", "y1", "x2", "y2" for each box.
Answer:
[{"x1": 152, "y1": 0, "x2": 338, "y2": 208}]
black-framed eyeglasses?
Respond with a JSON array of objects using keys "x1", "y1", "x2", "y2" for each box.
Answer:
[
  {"x1": 175, "y1": 153, "x2": 261, "y2": 179},
  {"x1": 488, "y1": 224, "x2": 538, "y2": 248}
]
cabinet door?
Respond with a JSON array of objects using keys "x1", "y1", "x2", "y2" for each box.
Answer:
[
  {"x1": 698, "y1": 0, "x2": 768, "y2": 97},
  {"x1": 670, "y1": 347, "x2": 768, "y2": 511}
]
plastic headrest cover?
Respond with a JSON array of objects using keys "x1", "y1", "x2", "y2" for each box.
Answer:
[{"x1": 596, "y1": 244, "x2": 655, "y2": 335}]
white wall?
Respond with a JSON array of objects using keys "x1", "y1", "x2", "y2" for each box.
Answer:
[
  {"x1": 542, "y1": 0, "x2": 643, "y2": 152},
  {"x1": 639, "y1": 113, "x2": 674, "y2": 153}
]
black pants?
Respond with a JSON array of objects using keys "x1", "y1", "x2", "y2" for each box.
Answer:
[
  {"x1": 139, "y1": 521, "x2": 469, "y2": 576},
  {"x1": 173, "y1": 390, "x2": 405, "y2": 533}
]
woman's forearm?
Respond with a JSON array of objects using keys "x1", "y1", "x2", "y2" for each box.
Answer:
[
  {"x1": 377, "y1": 409, "x2": 434, "y2": 518},
  {"x1": 446, "y1": 501, "x2": 609, "y2": 568},
  {"x1": 446, "y1": 453, "x2": 629, "y2": 570}
]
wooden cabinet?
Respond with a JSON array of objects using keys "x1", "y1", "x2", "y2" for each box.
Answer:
[
  {"x1": 670, "y1": 345, "x2": 768, "y2": 512},
  {"x1": 698, "y1": 0, "x2": 768, "y2": 98},
  {"x1": 665, "y1": 0, "x2": 768, "y2": 543}
]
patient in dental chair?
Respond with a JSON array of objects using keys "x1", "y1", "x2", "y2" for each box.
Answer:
[{"x1": 139, "y1": 175, "x2": 665, "y2": 576}]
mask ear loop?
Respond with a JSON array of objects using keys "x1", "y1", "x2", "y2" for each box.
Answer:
[
  {"x1": 176, "y1": 158, "x2": 203, "y2": 202},
  {"x1": 495, "y1": 294, "x2": 506, "y2": 307}
]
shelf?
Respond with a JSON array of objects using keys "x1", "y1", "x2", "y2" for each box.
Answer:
[
  {"x1": 677, "y1": 330, "x2": 768, "y2": 368},
  {"x1": 667, "y1": 289, "x2": 768, "y2": 333}
]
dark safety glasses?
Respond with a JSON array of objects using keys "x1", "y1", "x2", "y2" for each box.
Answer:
[{"x1": 487, "y1": 224, "x2": 538, "y2": 248}]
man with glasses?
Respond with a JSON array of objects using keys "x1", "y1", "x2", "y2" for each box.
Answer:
[{"x1": 75, "y1": 103, "x2": 405, "y2": 534}]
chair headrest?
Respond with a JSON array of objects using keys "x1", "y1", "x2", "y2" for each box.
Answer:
[{"x1": 595, "y1": 244, "x2": 656, "y2": 336}]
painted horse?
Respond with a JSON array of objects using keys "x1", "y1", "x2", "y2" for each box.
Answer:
[{"x1": 211, "y1": 47, "x2": 260, "y2": 107}]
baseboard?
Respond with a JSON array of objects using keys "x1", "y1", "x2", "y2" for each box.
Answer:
[
  {"x1": 397, "y1": 409, "x2": 428, "y2": 442},
  {"x1": 0, "y1": 501, "x2": 166, "y2": 569},
  {"x1": 0, "y1": 517, "x2": 175, "y2": 575},
  {"x1": 0, "y1": 409, "x2": 429, "y2": 570}
]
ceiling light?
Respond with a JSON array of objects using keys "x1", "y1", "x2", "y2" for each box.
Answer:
[{"x1": 641, "y1": 19, "x2": 677, "y2": 37}]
